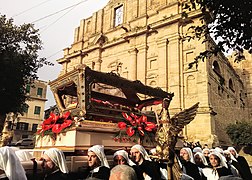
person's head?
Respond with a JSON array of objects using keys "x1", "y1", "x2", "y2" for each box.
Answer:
[
  {"x1": 193, "y1": 147, "x2": 202, "y2": 154},
  {"x1": 180, "y1": 148, "x2": 194, "y2": 163},
  {"x1": 87, "y1": 151, "x2": 101, "y2": 169},
  {"x1": 209, "y1": 153, "x2": 221, "y2": 167},
  {"x1": 113, "y1": 150, "x2": 135, "y2": 166},
  {"x1": 114, "y1": 155, "x2": 127, "y2": 165},
  {"x1": 0, "y1": 146, "x2": 27, "y2": 180},
  {"x1": 109, "y1": 165, "x2": 137, "y2": 180},
  {"x1": 130, "y1": 148, "x2": 143, "y2": 164},
  {"x1": 130, "y1": 145, "x2": 149, "y2": 165},
  {"x1": 42, "y1": 148, "x2": 68, "y2": 174},
  {"x1": 202, "y1": 148, "x2": 210, "y2": 157},
  {"x1": 227, "y1": 147, "x2": 238, "y2": 158},
  {"x1": 88, "y1": 145, "x2": 109, "y2": 169},
  {"x1": 194, "y1": 152, "x2": 208, "y2": 166},
  {"x1": 214, "y1": 147, "x2": 224, "y2": 155}
]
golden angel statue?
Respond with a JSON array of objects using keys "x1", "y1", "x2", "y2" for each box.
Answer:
[{"x1": 155, "y1": 98, "x2": 199, "y2": 180}]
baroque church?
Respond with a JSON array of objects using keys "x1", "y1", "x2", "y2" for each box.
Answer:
[{"x1": 54, "y1": 0, "x2": 252, "y2": 147}]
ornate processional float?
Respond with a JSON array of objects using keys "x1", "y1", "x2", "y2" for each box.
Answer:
[{"x1": 34, "y1": 64, "x2": 199, "y2": 179}]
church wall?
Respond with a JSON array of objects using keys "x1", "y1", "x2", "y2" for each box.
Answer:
[
  {"x1": 55, "y1": 0, "x2": 251, "y2": 147},
  {"x1": 206, "y1": 52, "x2": 249, "y2": 145}
]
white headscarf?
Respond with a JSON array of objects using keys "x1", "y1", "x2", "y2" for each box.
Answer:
[
  {"x1": 0, "y1": 146, "x2": 27, "y2": 180},
  {"x1": 44, "y1": 148, "x2": 69, "y2": 173},
  {"x1": 88, "y1": 145, "x2": 110, "y2": 168},
  {"x1": 223, "y1": 150, "x2": 237, "y2": 162},
  {"x1": 202, "y1": 148, "x2": 210, "y2": 156},
  {"x1": 193, "y1": 147, "x2": 203, "y2": 154},
  {"x1": 113, "y1": 150, "x2": 135, "y2": 166},
  {"x1": 209, "y1": 152, "x2": 228, "y2": 168},
  {"x1": 130, "y1": 144, "x2": 151, "y2": 161},
  {"x1": 194, "y1": 152, "x2": 208, "y2": 166},
  {"x1": 214, "y1": 147, "x2": 224, "y2": 155},
  {"x1": 15, "y1": 150, "x2": 33, "y2": 161},
  {"x1": 181, "y1": 147, "x2": 195, "y2": 163},
  {"x1": 227, "y1": 147, "x2": 238, "y2": 158}
]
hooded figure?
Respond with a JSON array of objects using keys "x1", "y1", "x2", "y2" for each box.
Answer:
[
  {"x1": 113, "y1": 150, "x2": 135, "y2": 166},
  {"x1": 130, "y1": 144, "x2": 162, "y2": 180},
  {"x1": 83, "y1": 145, "x2": 110, "y2": 180},
  {"x1": 223, "y1": 150, "x2": 240, "y2": 177},
  {"x1": 179, "y1": 147, "x2": 201, "y2": 180},
  {"x1": 0, "y1": 146, "x2": 27, "y2": 180},
  {"x1": 42, "y1": 148, "x2": 68, "y2": 180},
  {"x1": 202, "y1": 152, "x2": 232, "y2": 180},
  {"x1": 194, "y1": 152, "x2": 208, "y2": 168},
  {"x1": 227, "y1": 147, "x2": 252, "y2": 180},
  {"x1": 88, "y1": 145, "x2": 109, "y2": 168}
]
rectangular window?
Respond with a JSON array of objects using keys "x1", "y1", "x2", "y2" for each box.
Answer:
[
  {"x1": 32, "y1": 124, "x2": 38, "y2": 132},
  {"x1": 26, "y1": 85, "x2": 31, "y2": 93},
  {"x1": 114, "y1": 5, "x2": 123, "y2": 27},
  {"x1": 16, "y1": 122, "x2": 29, "y2": 130},
  {"x1": 34, "y1": 106, "x2": 41, "y2": 115},
  {"x1": 23, "y1": 106, "x2": 29, "y2": 113},
  {"x1": 37, "y1": 88, "x2": 43, "y2": 96}
]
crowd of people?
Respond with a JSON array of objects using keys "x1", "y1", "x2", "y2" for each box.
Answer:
[{"x1": 0, "y1": 144, "x2": 251, "y2": 180}]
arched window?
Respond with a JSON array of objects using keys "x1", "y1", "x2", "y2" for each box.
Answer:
[
  {"x1": 212, "y1": 61, "x2": 221, "y2": 75},
  {"x1": 229, "y1": 79, "x2": 235, "y2": 92}
]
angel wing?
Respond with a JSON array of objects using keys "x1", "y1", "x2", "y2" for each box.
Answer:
[{"x1": 169, "y1": 102, "x2": 199, "y2": 136}]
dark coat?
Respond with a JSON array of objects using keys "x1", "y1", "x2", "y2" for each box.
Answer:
[
  {"x1": 43, "y1": 170, "x2": 68, "y2": 180},
  {"x1": 67, "y1": 166, "x2": 110, "y2": 180},
  {"x1": 182, "y1": 161, "x2": 201, "y2": 180},
  {"x1": 236, "y1": 155, "x2": 252, "y2": 180},
  {"x1": 216, "y1": 166, "x2": 233, "y2": 177},
  {"x1": 136, "y1": 160, "x2": 161, "y2": 180}
]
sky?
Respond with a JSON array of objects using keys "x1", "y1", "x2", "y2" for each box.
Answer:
[{"x1": 0, "y1": 0, "x2": 110, "y2": 109}]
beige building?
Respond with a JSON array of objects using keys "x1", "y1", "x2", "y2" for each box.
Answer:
[
  {"x1": 6, "y1": 80, "x2": 47, "y2": 142},
  {"x1": 54, "y1": 0, "x2": 252, "y2": 147}
]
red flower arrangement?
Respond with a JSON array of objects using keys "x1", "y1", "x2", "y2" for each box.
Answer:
[
  {"x1": 114, "y1": 112, "x2": 157, "y2": 143},
  {"x1": 37, "y1": 111, "x2": 73, "y2": 137}
]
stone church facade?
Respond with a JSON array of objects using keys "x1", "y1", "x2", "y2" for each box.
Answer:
[{"x1": 55, "y1": 0, "x2": 252, "y2": 147}]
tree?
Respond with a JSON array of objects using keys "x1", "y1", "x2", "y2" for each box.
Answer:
[
  {"x1": 0, "y1": 15, "x2": 52, "y2": 131},
  {"x1": 226, "y1": 122, "x2": 252, "y2": 145},
  {"x1": 182, "y1": 0, "x2": 252, "y2": 65}
]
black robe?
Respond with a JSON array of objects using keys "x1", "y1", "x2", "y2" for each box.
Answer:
[
  {"x1": 67, "y1": 166, "x2": 110, "y2": 180},
  {"x1": 43, "y1": 170, "x2": 68, "y2": 180},
  {"x1": 182, "y1": 161, "x2": 201, "y2": 180},
  {"x1": 136, "y1": 160, "x2": 161, "y2": 180},
  {"x1": 83, "y1": 166, "x2": 110, "y2": 180},
  {"x1": 236, "y1": 155, "x2": 252, "y2": 180},
  {"x1": 216, "y1": 166, "x2": 233, "y2": 177}
]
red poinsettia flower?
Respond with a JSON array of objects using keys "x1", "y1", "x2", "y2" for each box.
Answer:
[
  {"x1": 118, "y1": 122, "x2": 127, "y2": 130},
  {"x1": 139, "y1": 115, "x2": 147, "y2": 123},
  {"x1": 122, "y1": 112, "x2": 133, "y2": 121},
  {"x1": 61, "y1": 120, "x2": 72, "y2": 129},
  {"x1": 126, "y1": 127, "x2": 135, "y2": 137},
  {"x1": 118, "y1": 112, "x2": 157, "y2": 141},
  {"x1": 43, "y1": 113, "x2": 59, "y2": 125},
  {"x1": 52, "y1": 124, "x2": 62, "y2": 134},
  {"x1": 37, "y1": 111, "x2": 73, "y2": 135},
  {"x1": 139, "y1": 129, "x2": 145, "y2": 136}
]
